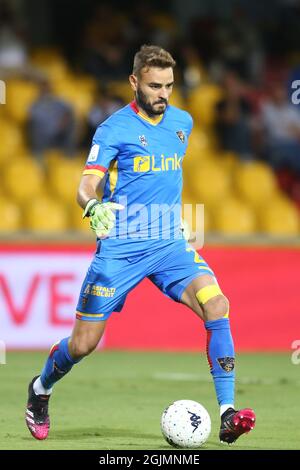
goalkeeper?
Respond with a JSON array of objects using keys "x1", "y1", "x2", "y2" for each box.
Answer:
[{"x1": 25, "y1": 45, "x2": 255, "y2": 444}]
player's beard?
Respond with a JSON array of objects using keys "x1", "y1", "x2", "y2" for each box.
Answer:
[{"x1": 135, "y1": 87, "x2": 167, "y2": 117}]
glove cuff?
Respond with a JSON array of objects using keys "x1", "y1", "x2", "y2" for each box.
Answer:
[{"x1": 83, "y1": 199, "x2": 100, "y2": 218}]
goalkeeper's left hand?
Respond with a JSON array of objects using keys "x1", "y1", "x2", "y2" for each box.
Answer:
[{"x1": 83, "y1": 199, "x2": 124, "y2": 238}]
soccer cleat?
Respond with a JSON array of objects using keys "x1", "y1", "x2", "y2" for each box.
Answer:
[
  {"x1": 219, "y1": 407, "x2": 256, "y2": 444},
  {"x1": 25, "y1": 375, "x2": 50, "y2": 440}
]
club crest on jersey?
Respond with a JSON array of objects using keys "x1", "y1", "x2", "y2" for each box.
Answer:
[
  {"x1": 217, "y1": 357, "x2": 235, "y2": 372},
  {"x1": 139, "y1": 135, "x2": 148, "y2": 147},
  {"x1": 176, "y1": 130, "x2": 185, "y2": 143}
]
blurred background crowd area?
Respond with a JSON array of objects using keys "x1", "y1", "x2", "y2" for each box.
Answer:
[{"x1": 1, "y1": 0, "x2": 300, "y2": 238}]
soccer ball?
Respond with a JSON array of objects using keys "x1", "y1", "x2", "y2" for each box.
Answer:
[{"x1": 161, "y1": 400, "x2": 211, "y2": 448}]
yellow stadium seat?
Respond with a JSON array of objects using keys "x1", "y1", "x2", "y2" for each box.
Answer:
[
  {"x1": 6, "y1": 80, "x2": 39, "y2": 123},
  {"x1": 107, "y1": 81, "x2": 132, "y2": 103},
  {"x1": 69, "y1": 203, "x2": 94, "y2": 234},
  {"x1": 213, "y1": 197, "x2": 257, "y2": 235},
  {"x1": 44, "y1": 149, "x2": 86, "y2": 169},
  {"x1": 3, "y1": 159, "x2": 44, "y2": 202},
  {"x1": 182, "y1": 185, "x2": 211, "y2": 236},
  {"x1": 44, "y1": 150, "x2": 69, "y2": 172},
  {"x1": 0, "y1": 120, "x2": 25, "y2": 163},
  {"x1": 73, "y1": 151, "x2": 87, "y2": 167},
  {"x1": 74, "y1": 75, "x2": 98, "y2": 94},
  {"x1": 52, "y1": 78, "x2": 94, "y2": 118},
  {"x1": 169, "y1": 89, "x2": 185, "y2": 108},
  {"x1": 30, "y1": 48, "x2": 64, "y2": 63},
  {"x1": 185, "y1": 126, "x2": 216, "y2": 161},
  {"x1": 48, "y1": 158, "x2": 83, "y2": 203},
  {"x1": 186, "y1": 161, "x2": 231, "y2": 208},
  {"x1": 24, "y1": 196, "x2": 69, "y2": 233},
  {"x1": 235, "y1": 161, "x2": 277, "y2": 207},
  {"x1": 187, "y1": 83, "x2": 223, "y2": 127},
  {"x1": 0, "y1": 197, "x2": 22, "y2": 232},
  {"x1": 218, "y1": 151, "x2": 239, "y2": 172},
  {"x1": 184, "y1": 128, "x2": 219, "y2": 178},
  {"x1": 259, "y1": 196, "x2": 300, "y2": 236},
  {"x1": 30, "y1": 49, "x2": 69, "y2": 81}
]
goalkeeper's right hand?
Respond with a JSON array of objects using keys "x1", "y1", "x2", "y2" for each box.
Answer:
[{"x1": 83, "y1": 199, "x2": 124, "y2": 238}]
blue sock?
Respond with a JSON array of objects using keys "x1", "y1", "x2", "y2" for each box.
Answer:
[
  {"x1": 40, "y1": 337, "x2": 81, "y2": 389},
  {"x1": 205, "y1": 318, "x2": 235, "y2": 407}
]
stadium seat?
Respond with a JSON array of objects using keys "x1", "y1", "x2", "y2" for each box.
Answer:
[
  {"x1": 6, "y1": 79, "x2": 39, "y2": 123},
  {"x1": 213, "y1": 197, "x2": 257, "y2": 235},
  {"x1": 3, "y1": 159, "x2": 44, "y2": 202},
  {"x1": 234, "y1": 161, "x2": 277, "y2": 207},
  {"x1": 44, "y1": 149, "x2": 68, "y2": 171},
  {"x1": 30, "y1": 48, "x2": 69, "y2": 81},
  {"x1": 70, "y1": 75, "x2": 97, "y2": 94},
  {"x1": 187, "y1": 161, "x2": 231, "y2": 208},
  {"x1": 183, "y1": 128, "x2": 219, "y2": 182},
  {"x1": 182, "y1": 184, "x2": 211, "y2": 235},
  {"x1": 185, "y1": 126, "x2": 216, "y2": 162},
  {"x1": 187, "y1": 83, "x2": 223, "y2": 127},
  {"x1": 107, "y1": 81, "x2": 133, "y2": 103},
  {"x1": 0, "y1": 197, "x2": 22, "y2": 232},
  {"x1": 0, "y1": 120, "x2": 25, "y2": 163},
  {"x1": 218, "y1": 151, "x2": 239, "y2": 172},
  {"x1": 48, "y1": 158, "x2": 83, "y2": 203},
  {"x1": 69, "y1": 203, "x2": 94, "y2": 234},
  {"x1": 52, "y1": 78, "x2": 94, "y2": 118},
  {"x1": 24, "y1": 196, "x2": 69, "y2": 233},
  {"x1": 169, "y1": 89, "x2": 185, "y2": 109},
  {"x1": 259, "y1": 196, "x2": 300, "y2": 236}
]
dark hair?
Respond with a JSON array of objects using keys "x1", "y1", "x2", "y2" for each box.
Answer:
[{"x1": 132, "y1": 44, "x2": 176, "y2": 76}]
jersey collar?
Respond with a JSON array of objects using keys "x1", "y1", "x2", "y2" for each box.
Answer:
[{"x1": 130, "y1": 100, "x2": 164, "y2": 125}]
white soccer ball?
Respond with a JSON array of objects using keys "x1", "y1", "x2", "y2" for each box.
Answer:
[{"x1": 161, "y1": 399, "x2": 211, "y2": 448}]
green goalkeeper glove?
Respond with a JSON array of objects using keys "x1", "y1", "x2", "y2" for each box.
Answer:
[{"x1": 83, "y1": 199, "x2": 124, "y2": 238}]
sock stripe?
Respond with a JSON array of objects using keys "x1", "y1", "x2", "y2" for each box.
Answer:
[
  {"x1": 41, "y1": 337, "x2": 81, "y2": 389},
  {"x1": 49, "y1": 343, "x2": 59, "y2": 358},
  {"x1": 206, "y1": 330, "x2": 213, "y2": 370}
]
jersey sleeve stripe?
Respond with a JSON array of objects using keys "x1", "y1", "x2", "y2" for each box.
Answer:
[
  {"x1": 84, "y1": 164, "x2": 107, "y2": 172},
  {"x1": 83, "y1": 169, "x2": 106, "y2": 178}
]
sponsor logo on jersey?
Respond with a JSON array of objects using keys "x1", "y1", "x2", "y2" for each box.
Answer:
[{"x1": 133, "y1": 154, "x2": 183, "y2": 172}]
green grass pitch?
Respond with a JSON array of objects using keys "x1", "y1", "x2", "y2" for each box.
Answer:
[{"x1": 1, "y1": 351, "x2": 300, "y2": 450}]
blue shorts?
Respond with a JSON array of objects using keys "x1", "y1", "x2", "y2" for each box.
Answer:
[{"x1": 76, "y1": 239, "x2": 215, "y2": 321}]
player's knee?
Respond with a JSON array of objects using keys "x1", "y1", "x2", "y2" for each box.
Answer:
[
  {"x1": 203, "y1": 295, "x2": 229, "y2": 322},
  {"x1": 69, "y1": 337, "x2": 98, "y2": 359}
]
